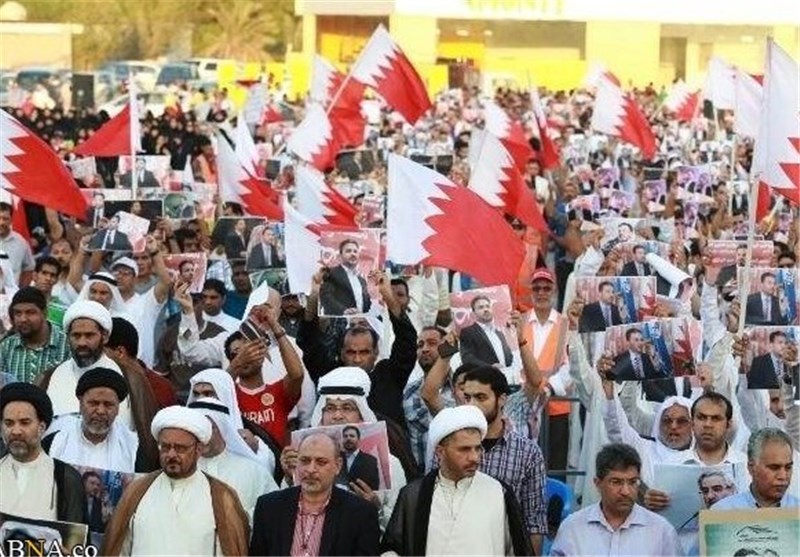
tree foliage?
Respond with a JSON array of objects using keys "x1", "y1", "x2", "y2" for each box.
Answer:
[{"x1": 17, "y1": 0, "x2": 299, "y2": 67}]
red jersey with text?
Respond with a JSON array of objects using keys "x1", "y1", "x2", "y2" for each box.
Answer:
[{"x1": 236, "y1": 381, "x2": 299, "y2": 446}]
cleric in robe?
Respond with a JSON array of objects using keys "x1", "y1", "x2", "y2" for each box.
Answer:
[
  {"x1": 380, "y1": 406, "x2": 532, "y2": 556},
  {"x1": 101, "y1": 406, "x2": 250, "y2": 556}
]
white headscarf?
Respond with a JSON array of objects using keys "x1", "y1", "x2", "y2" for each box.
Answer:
[
  {"x1": 189, "y1": 397, "x2": 261, "y2": 464},
  {"x1": 76, "y1": 272, "x2": 127, "y2": 315},
  {"x1": 187, "y1": 368, "x2": 245, "y2": 429},
  {"x1": 310, "y1": 366, "x2": 377, "y2": 427},
  {"x1": 651, "y1": 395, "x2": 695, "y2": 460}
]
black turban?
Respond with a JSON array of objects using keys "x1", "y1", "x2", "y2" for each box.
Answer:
[
  {"x1": 75, "y1": 367, "x2": 129, "y2": 402},
  {"x1": 0, "y1": 383, "x2": 53, "y2": 426}
]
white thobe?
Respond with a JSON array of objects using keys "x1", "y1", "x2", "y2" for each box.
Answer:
[
  {"x1": 47, "y1": 416, "x2": 138, "y2": 473},
  {"x1": 126, "y1": 472, "x2": 217, "y2": 556},
  {"x1": 47, "y1": 354, "x2": 133, "y2": 429},
  {"x1": 198, "y1": 449, "x2": 277, "y2": 524},
  {"x1": 0, "y1": 452, "x2": 57, "y2": 521},
  {"x1": 120, "y1": 288, "x2": 165, "y2": 367},
  {"x1": 202, "y1": 310, "x2": 240, "y2": 333},
  {"x1": 425, "y1": 472, "x2": 510, "y2": 556}
]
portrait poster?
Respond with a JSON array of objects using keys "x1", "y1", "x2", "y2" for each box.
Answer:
[
  {"x1": 249, "y1": 268, "x2": 289, "y2": 291},
  {"x1": 115, "y1": 211, "x2": 150, "y2": 253},
  {"x1": 575, "y1": 276, "x2": 657, "y2": 332},
  {"x1": 570, "y1": 194, "x2": 600, "y2": 216},
  {"x1": 117, "y1": 155, "x2": 170, "y2": 189},
  {"x1": 616, "y1": 240, "x2": 670, "y2": 268},
  {"x1": 603, "y1": 317, "x2": 703, "y2": 380},
  {"x1": 740, "y1": 267, "x2": 798, "y2": 327},
  {"x1": 449, "y1": 284, "x2": 518, "y2": 349},
  {"x1": 246, "y1": 222, "x2": 286, "y2": 271},
  {"x1": 68, "y1": 157, "x2": 97, "y2": 184},
  {"x1": 359, "y1": 194, "x2": 385, "y2": 227},
  {"x1": 699, "y1": 508, "x2": 800, "y2": 557},
  {"x1": 742, "y1": 326, "x2": 800, "y2": 390},
  {"x1": 104, "y1": 199, "x2": 164, "y2": 224},
  {"x1": 705, "y1": 241, "x2": 773, "y2": 287},
  {"x1": 606, "y1": 189, "x2": 636, "y2": 213},
  {"x1": 643, "y1": 179, "x2": 667, "y2": 207},
  {"x1": 85, "y1": 210, "x2": 148, "y2": 253},
  {"x1": 163, "y1": 192, "x2": 198, "y2": 220},
  {"x1": 594, "y1": 166, "x2": 619, "y2": 188},
  {"x1": 290, "y1": 421, "x2": 392, "y2": 490},
  {"x1": 318, "y1": 229, "x2": 384, "y2": 317},
  {"x1": 599, "y1": 217, "x2": 646, "y2": 251},
  {"x1": 651, "y1": 463, "x2": 745, "y2": 530},
  {"x1": 0, "y1": 513, "x2": 88, "y2": 555},
  {"x1": 211, "y1": 217, "x2": 266, "y2": 261},
  {"x1": 164, "y1": 253, "x2": 208, "y2": 293},
  {"x1": 73, "y1": 466, "x2": 135, "y2": 535}
]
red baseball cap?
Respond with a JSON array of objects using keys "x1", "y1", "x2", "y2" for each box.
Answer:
[{"x1": 531, "y1": 268, "x2": 555, "y2": 284}]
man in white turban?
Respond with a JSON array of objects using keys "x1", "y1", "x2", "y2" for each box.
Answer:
[
  {"x1": 38, "y1": 300, "x2": 134, "y2": 429},
  {"x1": 101, "y1": 406, "x2": 250, "y2": 556},
  {"x1": 188, "y1": 398, "x2": 278, "y2": 523},
  {"x1": 381, "y1": 406, "x2": 532, "y2": 556}
]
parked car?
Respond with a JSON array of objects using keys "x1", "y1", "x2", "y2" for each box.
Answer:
[
  {"x1": 0, "y1": 71, "x2": 17, "y2": 106},
  {"x1": 99, "y1": 91, "x2": 168, "y2": 118},
  {"x1": 15, "y1": 67, "x2": 59, "y2": 92},
  {"x1": 184, "y1": 58, "x2": 233, "y2": 83},
  {"x1": 156, "y1": 63, "x2": 200, "y2": 88},
  {"x1": 100, "y1": 61, "x2": 160, "y2": 91}
]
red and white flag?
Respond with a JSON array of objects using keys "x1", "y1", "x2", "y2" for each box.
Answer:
[
  {"x1": 591, "y1": 75, "x2": 657, "y2": 161},
  {"x1": 703, "y1": 57, "x2": 736, "y2": 110},
  {"x1": 753, "y1": 40, "x2": 800, "y2": 210},
  {"x1": 287, "y1": 103, "x2": 339, "y2": 171},
  {"x1": 0, "y1": 110, "x2": 87, "y2": 219},
  {"x1": 387, "y1": 154, "x2": 524, "y2": 287},
  {"x1": 74, "y1": 79, "x2": 141, "y2": 157},
  {"x1": 469, "y1": 132, "x2": 548, "y2": 233},
  {"x1": 733, "y1": 69, "x2": 763, "y2": 139},
  {"x1": 529, "y1": 86, "x2": 560, "y2": 170},
  {"x1": 351, "y1": 24, "x2": 431, "y2": 124},
  {"x1": 217, "y1": 133, "x2": 282, "y2": 221},
  {"x1": 310, "y1": 55, "x2": 345, "y2": 106},
  {"x1": 585, "y1": 63, "x2": 620, "y2": 88},
  {"x1": 295, "y1": 166, "x2": 358, "y2": 227},
  {"x1": 484, "y1": 101, "x2": 535, "y2": 170},
  {"x1": 234, "y1": 115, "x2": 260, "y2": 177},
  {"x1": 662, "y1": 81, "x2": 700, "y2": 122}
]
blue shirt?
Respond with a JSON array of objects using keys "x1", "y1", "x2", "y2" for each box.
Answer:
[
  {"x1": 551, "y1": 502, "x2": 682, "y2": 556},
  {"x1": 711, "y1": 487, "x2": 800, "y2": 510}
]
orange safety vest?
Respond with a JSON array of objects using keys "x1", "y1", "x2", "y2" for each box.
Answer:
[{"x1": 522, "y1": 311, "x2": 571, "y2": 417}]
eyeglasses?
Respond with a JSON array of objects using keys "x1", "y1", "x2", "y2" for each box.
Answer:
[
  {"x1": 157, "y1": 442, "x2": 197, "y2": 454},
  {"x1": 661, "y1": 417, "x2": 690, "y2": 427},
  {"x1": 606, "y1": 478, "x2": 641, "y2": 489},
  {"x1": 322, "y1": 403, "x2": 359, "y2": 415}
]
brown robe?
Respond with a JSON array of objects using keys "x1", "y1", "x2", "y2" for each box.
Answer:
[{"x1": 101, "y1": 470, "x2": 250, "y2": 556}]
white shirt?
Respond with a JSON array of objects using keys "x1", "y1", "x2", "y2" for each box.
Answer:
[
  {"x1": 477, "y1": 321, "x2": 507, "y2": 367},
  {"x1": 552, "y1": 503, "x2": 681, "y2": 556},
  {"x1": 47, "y1": 415, "x2": 138, "y2": 473},
  {"x1": 198, "y1": 449, "x2": 277, "y2": 524},
  {"x1": 120, "y1": 288, "x2": 165, "y2": 367},
  {"x1": 202, "y1": 310, "x2": 240, "y2": 333},
  {"x1": 127, "y1": 472, "x2": 217, "y2": 556},
  {"x1": 344, "y1": 265, "x2": 364, "y2": 313},
  {"x1": 0, "y1": 452, "x2": 57, "y2": 521}
]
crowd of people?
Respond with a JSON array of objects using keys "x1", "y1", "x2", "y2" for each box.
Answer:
[{"x1": 0, "y1": 58, "x2": 798, "y2": 557}]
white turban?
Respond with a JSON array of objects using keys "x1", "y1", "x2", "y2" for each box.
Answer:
[
  {"x1": 310, "y1": 366, "x2": 376, "y2": 426},
  {"x1": 151, "y1": 405, "x2": 212, "y2": 444},
  {"x1": 426, "y1": 406, "x2": 487, "y2": 466},
  {"x1": 63, "y1": 300, "x2": 113, "y2": 333}
]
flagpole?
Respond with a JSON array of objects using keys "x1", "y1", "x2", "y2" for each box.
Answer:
[
  {"x1": 130, "y1": 73, "x2": 138, "y2": 201},
  {"x1": 736, "y1": 170, "x2": 759, "y2": 337}
]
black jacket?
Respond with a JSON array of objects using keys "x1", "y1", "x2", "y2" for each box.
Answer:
[
  {"x1": 380, "y1": 470, "x2": 532, "y2": 556},
  {"x1": 459, "y1": 322, "x2": 513, "y2": 367},
  {"x1": 337, "y1": 450, "x2": 380, "y2": 491},
  {"x1": 579, "y1": 301, "x2": 622, "y2": 333},
  {"x1": 248, "y1": 486, "x2": 379, "y2": 556},
  {"x1": 745, "y1": 293, "x2": 787, "y2": 326},
  {"x1": 319, "y1": 265, "x2": 372, "y2": 316}
]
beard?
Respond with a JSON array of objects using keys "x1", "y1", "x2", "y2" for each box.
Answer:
[
  {"x1": 72, "y1": 345, "x2": 103, "y2": 368},
  {"x1": 83, "y1": 418, "x2": 112, "y2": 437},
  {"x1": 6, "y1": 438, "x2": 36, "y2": 460}
]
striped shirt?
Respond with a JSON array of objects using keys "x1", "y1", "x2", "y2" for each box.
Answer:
[
  {"x1": 0, "y1": 324, "x2": 71, "y2": 383},
  {"x1": 290, "y1": 499, "x2": 328, "y2": 557},
  {"x1": 481, "y1": 421, "x2": 548, "y2": 535}
]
